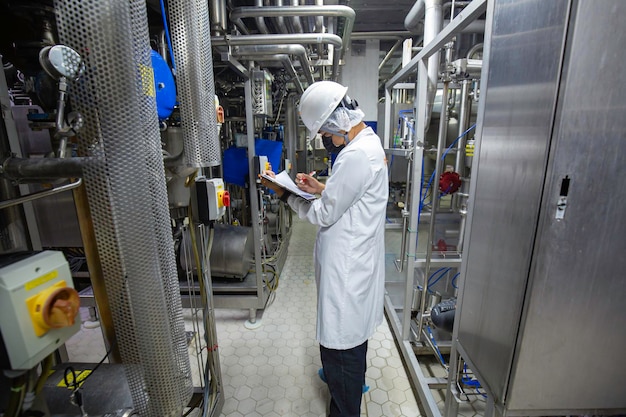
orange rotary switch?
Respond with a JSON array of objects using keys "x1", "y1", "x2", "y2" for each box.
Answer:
[{"x1": 26, "y1": 281, "x2": 80, "y2": 337}]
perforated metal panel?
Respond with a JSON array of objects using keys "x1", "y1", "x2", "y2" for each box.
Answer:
[
  {"x1": 54, "y1": 1, "x2": 193, "y2": 416},
  {"x1": 168, "y1": 0, "x2": 221, "y2": 168},
  {"x1": 252, "y1": 70, "x2": 273, "y2": 117}
]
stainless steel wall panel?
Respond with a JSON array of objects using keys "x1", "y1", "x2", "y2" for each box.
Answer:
[
  {"x1": 456, "y1": 0, "x2": 570, "y2": 404},
  {"x1": 507, "y1": 1, "x2": 626, "y2": 411}
]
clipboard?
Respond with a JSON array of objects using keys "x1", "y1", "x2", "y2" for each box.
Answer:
[{"x1": 261, "y1": 170, "x2": 316, "y2": 201}]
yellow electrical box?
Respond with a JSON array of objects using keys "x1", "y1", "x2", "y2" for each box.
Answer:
[{"x1": 0, "y1": 251, "x2": 81, "y2": 370}]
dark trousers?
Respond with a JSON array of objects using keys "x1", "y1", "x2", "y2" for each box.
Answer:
[{"x1": 320, "y1": 340, "x2": 368, "y2": 417}]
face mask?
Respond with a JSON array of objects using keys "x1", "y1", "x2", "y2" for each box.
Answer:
[{"x1": 322, "y1": 135, "x2": 345, "y2": 154}]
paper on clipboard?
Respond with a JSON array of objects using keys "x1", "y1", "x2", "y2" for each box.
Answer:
[{"x1": 261, "y1": 170, "x2": 316, "y2": 201}]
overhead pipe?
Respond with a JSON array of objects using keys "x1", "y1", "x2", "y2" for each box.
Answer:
[
  {"x1": 404, "y1": 0, "x2": 426, "y2": 34},
  {"x1": 212, "y1": 33, "x2": 343, "y2": 80},
  {"x1": 235, "y1": 54, "x2": 304, "y2": 93},
  {"x1": 290, "y1": 0, "x2": 304, "y2": 33},
  {"x1": 229, "y1": 6, "x2": 355, "y2": 60},
  {"x1": 232, "y1": 44, "x2": 313, "y2": 84},
  {"x1": 274, "y1": 0, "x2": 289, "y2": 34},
  {"x1": 352, "y1": 31, "x2": 413, "y2": 40},
  {"x1": 254, "y1": 0, "x2": 270, "y2": 34}
]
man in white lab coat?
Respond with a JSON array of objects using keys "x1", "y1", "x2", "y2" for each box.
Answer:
[{"x1": 262, "y1": 81, "x2": 388, "y2": 417}]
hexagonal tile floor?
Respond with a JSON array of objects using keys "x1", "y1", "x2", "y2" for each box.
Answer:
[
  {"x1": 65, "y1": 216, "x2": 421, "y2": 416},
  {"x1": 214, "y1": 216, "x2": 420, "y2": 417}
]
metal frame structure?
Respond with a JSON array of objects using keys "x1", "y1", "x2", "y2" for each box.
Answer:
[{"x1": 382, "y1": 1, "x2": 487, "y2": 416}]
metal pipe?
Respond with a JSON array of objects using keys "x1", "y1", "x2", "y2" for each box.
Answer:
[
  {"x1": 424, "y1": 0, "x2": 443, "y2": 131},
  {"x1": 236, "y1": 54, "x2": 304, "y2": 93},
  {"x1": 386, "y1": 0, "x2": 487, "y2": 88},
  {"x1": 290, "y1": 0, "x2": 304, "y2": 33},
  {"x1": 378, "y1": 40, "x2": 403, "y2": 72},
  {"x1": 210, "y1": 0, "x2": 228, "y2": 36},
  {"x1": 212, "y1": 33, "x2": 343, "y2": 80},
  {"x1": 285, "y1": 94, "x2": 298, "y2": 178},
  {"x1": 254, "y1": 0, "x2": 270, "y2": 34},
  {"x1": 417, "y1": 81, "x2": 449, "y2": 339},
  {"x1": 2, "y1": 157, "x2": 85, "y2": 180},
  {"x1": 229, "y1": 5, "x2": 355, "y2": 60},
  {"x1": 0, "y1": 178, "x2": 82, "y2": 210},
  {"x1": 233, "y1": 44, "x2": 313, "y2": 84},
  {"x1": 404, "y1": 0, "x2": 426, "y2": 33},
  {"x1": 352, "y1": 31, "x2": 413, "y2": 40},
  {"x1": 274, "y1": 0, "x2": 289, "y2": 34},
  {"x1": 454, "y1": 80, "x2": 470, "y2": 174},
  {"x1": 72, "y1": 181, "x2": 121, "y2": 362}
]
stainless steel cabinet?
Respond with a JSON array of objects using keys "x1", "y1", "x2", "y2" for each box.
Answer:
[{"x1": 456, "y1": 1, "x2": 626, "y2": 415}]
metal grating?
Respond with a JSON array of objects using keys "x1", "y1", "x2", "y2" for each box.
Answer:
[
  {"x1": 54, "y1": 0, "x2": 193, "y2": 416},
  {"x1": 168, "y1": 0, "x2": 221, "y2": 168}
]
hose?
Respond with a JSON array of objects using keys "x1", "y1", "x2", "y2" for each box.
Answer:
[{"x1": 4, "y1": 372, "x2": 28, "y2": 417}]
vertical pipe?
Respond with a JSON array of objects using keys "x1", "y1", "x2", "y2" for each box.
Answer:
[
  {"x1": 417, "y1": 81, "x2": 448, "y2": 339},
  {"x1": 424, "y1": 0, "x2": 443, "y2": 130},
  {"x1": 402, "y1": 59, "x2": 428, "y2": 341},
  {"x1": 245, "y1": 76, "x2": 265, "y2": 311},
  {"x1": 285, "y1": 94, "x2": 298, "y2": 178},
  {"x1": 72, "y1": 182, "x2": 121, "y2": 362},
  {"x1": 453, "y1": 79, "x2": 470, "y2": 211},
  {"x1": 455, "y1": 80, "x2": 470, "y2": 172},
  {"x1": 210, "y1": 0, "x2": 227, "y2": 35}
]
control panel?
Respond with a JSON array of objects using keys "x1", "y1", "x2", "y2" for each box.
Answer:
[{"x1": 0, "y1": 251, "x2": 80, "y2": 370}]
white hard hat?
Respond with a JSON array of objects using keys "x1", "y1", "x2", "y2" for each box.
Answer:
[{"x1": 298, "y1": 81, "x2": 348, "y2": 141}]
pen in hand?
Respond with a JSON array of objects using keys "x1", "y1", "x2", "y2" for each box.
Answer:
[{"x1": 300, "y1": 171, "x2": 316, "y2": 184}]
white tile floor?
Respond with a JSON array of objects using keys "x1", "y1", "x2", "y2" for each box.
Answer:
[{"x1": 65, "y1": 215, "x2": 421, "y2": 416}]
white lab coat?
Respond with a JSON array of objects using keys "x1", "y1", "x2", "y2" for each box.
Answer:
[{"x1": 287, "y1": 126, "x2": 388, "y2": 349}]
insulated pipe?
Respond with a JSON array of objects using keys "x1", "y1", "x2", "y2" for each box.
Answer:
[
  {"x1": 212, "y1": 33, "x2": 342, "y2": 80},
  {"x1": 229, "y1": 6, "x2": 355, "y2": 58},
  {"x1": 236, "y1": 54, "x2": 304, "y2": 93},
  {"x1": 233, "y1": 44, "x2": 313, "y2": 84}
]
